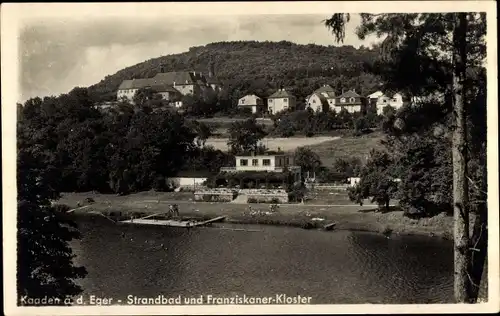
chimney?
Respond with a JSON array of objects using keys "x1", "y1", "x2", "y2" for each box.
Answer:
[{"x1": 173, "y1": 81, "x2": 176, "y2": 87}]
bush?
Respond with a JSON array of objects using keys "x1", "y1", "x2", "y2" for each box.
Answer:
[
  {"x1": 248, "y1": 198, "x2": 258, "y2": 203},
  {"x1": 270, "y1": 198, "x2": 280, "y2": 204}
]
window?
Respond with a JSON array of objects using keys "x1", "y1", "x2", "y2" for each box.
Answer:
[
  {"x1": 340, "y1": 97, "x2": 346, "y2": 103},
  {"x1": 241, "y1": 99, "x2": 245, "y2": 104},
  {"x1": 252, "y1": 159, "x2": 259, "y2": 166},
  {"x1": 189, "y1": 89, "x2": 193, "y2": 93},
  {"x1": 263, "y1": 159, "x2": 271, "y2": 166},
  {"x1": 312, "y1": 99, "x2": 316, "y2": 103},
  {"x1": 285, "y1": 157, "x2": 290, "y2": 165},
  {"x1": 240, "y1": 159, "x2": 248, "y2": 166},
  {"x1": 269, "y1": 99, "x2": 273, "y2": 103},
  {"x1": 350, "y1": 97, "x2": 355, "y2": 103},
  {"x1": 284, "y1": 98, "x2": 288, "y2": 102}
]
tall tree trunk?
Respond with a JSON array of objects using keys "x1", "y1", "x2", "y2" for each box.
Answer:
[{"x1": 452, "y1": 12, "x2": 471, "y2": 303}]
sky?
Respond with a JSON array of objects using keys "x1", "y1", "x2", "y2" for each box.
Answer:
[{"x1": 19, "y1": 13, "x2": 376, "y2": 102}]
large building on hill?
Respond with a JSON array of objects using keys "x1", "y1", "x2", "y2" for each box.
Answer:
[
  {"x1": 305, "y1": 84, "x2": 337, "y2": 112},
  {"x1": 116, "y1": 65, "x2": 222, "y2": 106},
  {"x1": 267, "y1": 89, "x2": 296, "y2": 114}
]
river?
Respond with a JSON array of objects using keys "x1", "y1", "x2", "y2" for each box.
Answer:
[{"x1": 72, "y1": 216, "x2": 454, "y2": 304}]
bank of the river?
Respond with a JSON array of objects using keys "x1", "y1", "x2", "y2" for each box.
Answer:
[{"x1": 59, "y1": 192, "x2": 454, "y2": 239}]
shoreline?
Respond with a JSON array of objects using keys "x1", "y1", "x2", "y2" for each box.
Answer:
[{"x1": 60, "y1": 192, "x2": 453, "y2": 239}]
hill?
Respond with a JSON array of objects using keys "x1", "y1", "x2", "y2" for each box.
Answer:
[{"x1": 88, "y1": 40, "x2": 381, "y2": 104}]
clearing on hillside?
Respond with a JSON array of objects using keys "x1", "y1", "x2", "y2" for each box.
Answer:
[{"x1": 205, "y1": 136, "x2": 341, "y2": 152}]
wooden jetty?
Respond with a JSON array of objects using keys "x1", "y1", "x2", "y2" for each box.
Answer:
[{"x1": 120, "y1": 216, "x2": 226, "y2": 228}]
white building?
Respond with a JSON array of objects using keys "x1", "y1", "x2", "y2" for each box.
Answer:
[
  {"x1": 368, "y1": 90, "x2": 404, "y2": 115},
  {"x1": 220, "y1": 153, "x2": 301, "y2": 181},
  {"x1": 116, "y1": 67, "x2": 222, "y2": 105},
  {"x1": 333, "y1": 90, "x2": 364, "y2": 113},
  {"x1": 305, "y1": 85, "x2": 336, "y2": 112},
  {"x1": 238, "y1": 94, "x2": 264, "y2": 114},
  {"x1": 267, "y1": 89, "x2": 296, "y2": 114}
]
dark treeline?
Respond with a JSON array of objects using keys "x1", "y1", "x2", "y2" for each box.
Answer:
[{"x1": 17, "y1": 87, "x2": 233, "y2": 195}]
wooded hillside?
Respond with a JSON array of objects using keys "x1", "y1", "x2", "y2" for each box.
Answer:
[{"x1": 88, "y1": 40, "x2": 381, "y2": 103}]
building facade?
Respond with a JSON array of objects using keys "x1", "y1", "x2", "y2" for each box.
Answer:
[
  {"x1": 333, "y1": 90, "x2": 364, "y2": 113},
  {"x1": 220, "y1": 153, "x2": 301, "y2": 181},
  {"x1": 368, "y1": 90, "x2": 404, "y2": 115},
  {"x1": 238, "y1": 94, "x2": 264, "y2": 114},
  {"x1": 117, "y1": 67, "x2": 222, "y2": 105},
  {"x1": 267, "y1": 89, "x2": 296, "y2": 114},
  {"x1": 306, "y1": 84, "x2": 336, "y2": 112}
]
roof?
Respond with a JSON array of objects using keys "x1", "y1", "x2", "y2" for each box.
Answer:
[
  {"x1": 368, "y1": 90, "x2": 384, "y2": 99},
  {"x1": 153, "y1": 71, "x2": 197, "y2": 85},
  {"x1": 337, "y1": 90, "x2": 362, "y2": 99},
  {"x1": 268, "y1": 89, "x2": 296, "y2": 99},
  {"x1": 118, "y1": 78, "x2": 152, "y2": 90},
  {"x1": 314, "y1": 85, "x2": 336, "y2": 98},
  {"x1": 118, "y1": 78, "x2": 181, "y2": 93},
  {"x1": 239, "y1": 94, "x2": 262, "y2": 100}
]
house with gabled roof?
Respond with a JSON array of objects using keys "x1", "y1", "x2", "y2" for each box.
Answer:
[
  {"x1": 333, "y1": 90, "x2": 365, "y2": 113},
  {"x1": 306, "y1": 84, "x2": 336, "y2": 112},
  {"x1": 238, "y1": 94, "x2": 264, "y2": 114},
  {"x1": 267, "y1": 88, "x2": 296, "y2": 114}
]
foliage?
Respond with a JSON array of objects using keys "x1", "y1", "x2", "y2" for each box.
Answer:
[
  {"x1": 227, "y1": 118, "x2": 268, "y2": 154},
  {"x1": 293, "y1": 147, "x2": 322, "y2": 172},
  {"x1": 17, "y1": 88, "x2": 226, "y2": 195},
  {"x1": 324, "y1": 12, "x2": 487, "y2": 302},
  {"x1": 17, "y1": 104, "x2": 87, "y2": 304},
  {"x1": 347, "y1": 150, "x2": 399, "y2": 209},
  {"x1": 331, "y1": 157, "x2": 363, "y2": 177}
]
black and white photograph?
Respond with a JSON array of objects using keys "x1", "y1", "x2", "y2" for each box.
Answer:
[{"x1": 2, "y1": 1, "x2": 498, "y2": 315}]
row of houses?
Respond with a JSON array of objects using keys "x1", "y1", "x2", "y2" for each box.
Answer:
[
  {"x1": 116, "y1": 66, "x2": 432, "y2": 115},
  {"x1": 237, "y1": 84, "x2": 405, "y2": 116},
  {"x1": 116, "y1": 64, "x2": 223, "y2": 107}
]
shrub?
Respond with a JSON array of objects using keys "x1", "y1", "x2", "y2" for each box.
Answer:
[
  {"x1": 247, "y1": 198, "x2": 258, "y2": 203},
  {"x1": 270, "y1": 198, "x2": 280, "y2": 204}
]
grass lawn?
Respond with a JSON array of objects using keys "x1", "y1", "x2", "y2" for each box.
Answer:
[
  {"x1": 304, "y1": 131, "x2": 385, "y2": 166},
  {"x1": 205, "y1": 136, "x2": 341, "y2": 152}
]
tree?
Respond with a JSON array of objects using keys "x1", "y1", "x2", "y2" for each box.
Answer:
[
  {"x1": 227, "y1": 118, "x2": 267, "y2": 154},
  {"x1": 189, "y1": 120, "x2": 212, "y2": 147},
  {"x1": 17, "y1": 108, "x2": 87, "y2": 305},
  {"x1": 324, "y1": 12, "x2": 487, "y2": 303},
  {"x1": 293, "y1": 147, "x2": 322, "y2": 173},
  {"x1": 348, "y1": 150, "x2": 398, "y2": 210}
]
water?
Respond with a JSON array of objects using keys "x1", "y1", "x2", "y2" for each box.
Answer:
[{"x1": 72, "y1": 216, "x2": 454, "y2": 304}]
